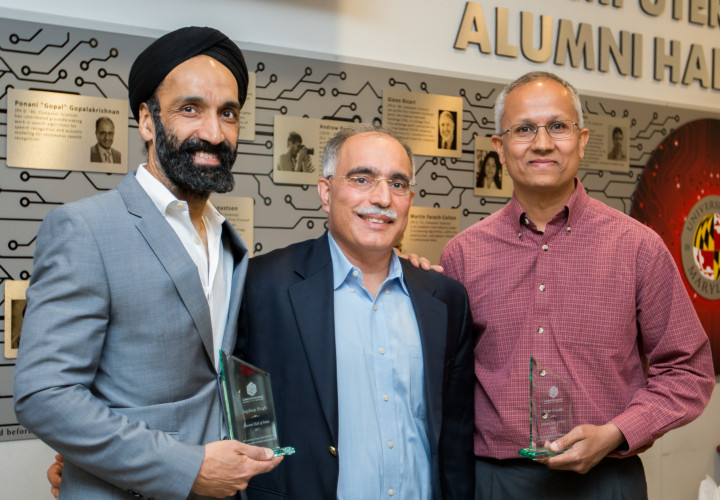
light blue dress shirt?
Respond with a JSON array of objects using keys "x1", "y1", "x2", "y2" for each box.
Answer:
[{"x1": 329, "y1": 234, "x2": 431, "y2": 500}]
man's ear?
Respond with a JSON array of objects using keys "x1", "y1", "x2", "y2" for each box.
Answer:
[
  {"x1": 317, "y1": 178, "x2": 331, "y2": 215},
  {"x1": 137, "y1": 103, "x2": 155, "y2": 143},
  {"x1": 491, "y1": 135, "x2": 506, "y2": 165},
  {"x1": 577, "y1": 128, "x2": 590, "y2": 160}
]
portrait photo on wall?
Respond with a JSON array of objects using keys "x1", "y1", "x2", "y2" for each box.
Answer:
[
  {"x1": 273, "y1": 115, "x2": 320, "y2": 186},
  {"x1": 607, "y1": 125, "x2": 627, "y2": 161},
  {"x1": 277, "y1": 130, "x2": 314, "y2": 174},
  {"x1": 474, "y1": 136, "x2": 513, "y2": 198},
  {"x1": 90, "y1": 116, "x2": 122, "y2": 164},
  {"x1": 580, "y1": 115, "x2": 630, "y2": 172},
  {"x1": 437, "y1": 110, "x2": 458, "y2": 150},
  {"x1": 4, "y1": 280, "x2": 29, "y2": 359},
  {"x1": 273, "y1": 115, "x2": 346, "y2": 185}
]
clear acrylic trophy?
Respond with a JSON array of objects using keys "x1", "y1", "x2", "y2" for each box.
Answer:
[
  {"x1": 519, "y1": 357, "x2": 573, "y2": 460},
  {"x1": 219, "y1": 350, "x2": 295, "y2": 457}
]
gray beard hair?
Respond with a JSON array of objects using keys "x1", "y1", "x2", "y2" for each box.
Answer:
[{"x1": 151, "y1": 109, "x2": 237, "y2": 197}]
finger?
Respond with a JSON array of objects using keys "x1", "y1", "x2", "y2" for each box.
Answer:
[
  {"x1": 231, "y1": 441, "x2": 276, "y2": 461},
  {"x1": 550, "y1": 425, "x2": 585, "y2": 452},
  {"x1": 254, "y1": 456, "x2": 284, "y2": 474},
  {"x1": 235, "y1": 456, "x2": 283, "y2": 490},
  {"x1": 47, "y1": 464, "x2": 62, "y2": 488}
]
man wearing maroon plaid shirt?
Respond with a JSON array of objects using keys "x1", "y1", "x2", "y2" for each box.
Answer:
[{"x1": 440, "y1": 72, "x2": 715, "y2": 499}]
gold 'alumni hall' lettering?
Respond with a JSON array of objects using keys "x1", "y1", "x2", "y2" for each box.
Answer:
[{"x1": 453, "y1": 2, "x2": 720, "y2": 90}]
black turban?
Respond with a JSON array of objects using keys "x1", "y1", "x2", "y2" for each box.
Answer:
[{"x1": 128, "y1": 26, "x2": 248, "y2": 122}]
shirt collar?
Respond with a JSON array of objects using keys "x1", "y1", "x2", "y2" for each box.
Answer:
[
  {"x1": 509, "y1": 178, "x2": 589, "y2": 232},
  {"x1": 327, "y1": 232, "x2": 408, "y2": 295},
  {"x1": 135, "y1": 164, "x2": 225, "y2": 225}
]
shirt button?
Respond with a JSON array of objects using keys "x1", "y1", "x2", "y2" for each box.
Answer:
[
  {"x1": 388, "y1": 441, "x2": 394, "y2": 448},
  {"x1": 537, "y1": 327, "x2": 544, "y2": 334},
  {"x1": 539, "y1": 284, "x2": 546, "y2": 292},
  {"x1": 542, "y1": 244, "x2": 549, "y2": 251},
  {"x1": 329, "y1": 446, "x2": 337, "y2": 456},
  {"x1": 518, "y1": 232, "x2": 522, "y2": 238},
  {"x1": 373, "y1": 305, "x2": 378, "y2": 311},
  {"x1": 540, "y1": 369, "x2": 547, "y2": 376},
  {"x1": 194, "y1": 236, "x2": 201, "y2": 244},
  {"x1": 352, "y1": 270, "x2": 359, "y2": 277},
  {"x1": 388, "y1": 490, "x2": 395, "y2": 496},
  {"x1": 379, "y1": 348, "x2": 386, "y2": 355},
  {"x1": 385, "y1": 289, "x2": 390, "y2": 295},
  {"x1": 567, "y1": 226, "x2": 572, "y2": 232},
  {"x1": 541, "y1": 412, "x2": 549, "y2": 420},
  {"x1": 383, "y1": 394, "x2": 389, "y2": 401}
]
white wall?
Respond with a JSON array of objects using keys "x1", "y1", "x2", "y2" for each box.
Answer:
[
  {"x1": 0, "y1": 0, "x2": 718, "y2": 111},
  {"x1": 0, "y1": 438, "x2": 56, "y2": 499},
  {"x1": 642, "y1": 382, "x2": 720, "y2": 500},
  {"x1": 0, "y1": 1, "x2": 718, "y2": 498}
]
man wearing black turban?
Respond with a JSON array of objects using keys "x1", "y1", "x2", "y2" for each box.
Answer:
[{"x1": 14, "y1": 27, "x2": 282, "y2": 500}]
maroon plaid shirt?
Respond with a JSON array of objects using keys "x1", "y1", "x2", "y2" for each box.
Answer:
[{"x1": 440, "y1": 180, "x2": 714, "y2": 459}]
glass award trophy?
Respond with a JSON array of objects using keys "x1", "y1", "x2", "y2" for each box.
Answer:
[
  {"x1": 518, "y1": 357, "x2": 573, "y2": 460},
  {"x1": 219, "y1": 350, "x2": 295, "y2": 457}
]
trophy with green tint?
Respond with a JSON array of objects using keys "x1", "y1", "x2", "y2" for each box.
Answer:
[
  {"x1": 518, "y1": 357, "x2": 573, "y2": 460},
  {"x1": 219, "y1": 350, "x2": 295, "y2": 457}
]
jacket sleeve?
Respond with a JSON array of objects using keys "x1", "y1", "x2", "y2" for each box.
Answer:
[{"x1": 439, "y1": 281, "x2": 476, "y2": 499}]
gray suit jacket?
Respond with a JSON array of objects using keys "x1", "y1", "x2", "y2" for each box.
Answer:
[{"x1": 13, "y1": 171, "x2": 248, "y2": 500}]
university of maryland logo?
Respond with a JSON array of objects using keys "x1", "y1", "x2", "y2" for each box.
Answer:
[
  {"x1": 692, "y1": 213, "x2": 720, "y2": 279},
  {"x1": 682, "y1": 196, "x2": 720, "y2": 300}
]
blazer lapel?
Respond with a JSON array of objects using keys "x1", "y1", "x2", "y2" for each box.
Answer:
[
  {"x1": 403, "y1": 264, "x2": 447, "y2": 454},
  {"x1": 116, "y1": 173, "x2": 215, "y2": 363},
  {"x1": 221, "y1": 222, "x2": 249, "y2": 356},
  {"x1": 288, "y1": 235, "x2": 339, "y2": 443}
]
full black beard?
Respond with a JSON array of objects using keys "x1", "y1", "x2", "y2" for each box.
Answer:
[{"x1": 152, "y1": 112, "x2": 237, "y2": 196}]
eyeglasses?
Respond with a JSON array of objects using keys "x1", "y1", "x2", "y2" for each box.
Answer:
[
  {"x1": 330, "y1": 174, "x2": 415, "y2": 196},
  {"x1": 501, "y1": 120, "x2": 578, "y2": 143}
]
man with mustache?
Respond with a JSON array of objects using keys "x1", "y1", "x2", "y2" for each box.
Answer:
[
  {"x1": 14, "y1": 27, "x2": 282, "y2": 500},
  {"x1": 90, "y1": 116, "x2": 122, "y2": 164},
  {"x1": 238, "y1": 123, "x2": 474, "y2": 499}
]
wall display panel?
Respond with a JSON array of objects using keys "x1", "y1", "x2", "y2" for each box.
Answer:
[
  {"x1": 632, "y1": 119, "x2": 720, "y2": 369},
  {"x1": 0, "y1": 18, "x2": 718, "y2": 440}
]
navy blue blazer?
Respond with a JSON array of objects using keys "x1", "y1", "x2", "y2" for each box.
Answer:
[{"x1": 237, "y1": 233, "x2": 474, "y2": 499}]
